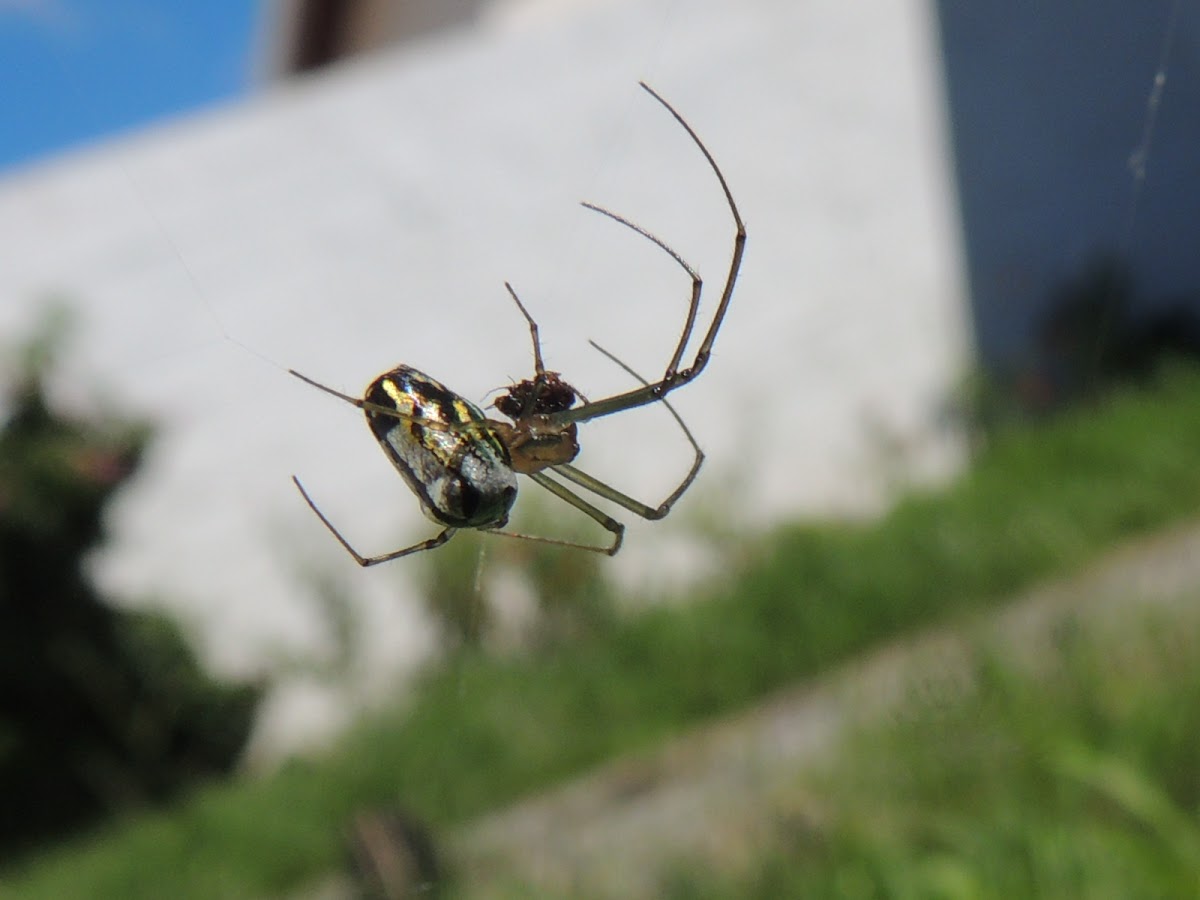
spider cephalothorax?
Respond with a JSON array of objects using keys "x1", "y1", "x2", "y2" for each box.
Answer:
[
  {"x1": 489, "y1": 402, "x2": 581, "y2": 476},
  {"x1": 289, "y1": 83, "x2": 745, "y2": 565}
]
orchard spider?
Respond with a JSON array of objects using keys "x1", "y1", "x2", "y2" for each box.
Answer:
[{"x1": 290, "y1": 82, "x2": 745, "y2": 564}]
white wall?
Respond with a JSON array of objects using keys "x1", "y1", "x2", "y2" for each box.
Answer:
[{"x1": 0, "y1": 0, "x2": 967, "y2": 759}]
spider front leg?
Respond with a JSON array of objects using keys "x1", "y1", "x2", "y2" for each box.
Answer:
[
  {"x1": 580, "y1": 202, "x2": 702, "y2": 385},
  {"x1": 553, "y1": 82, "x2": 745, "y2": 428}
]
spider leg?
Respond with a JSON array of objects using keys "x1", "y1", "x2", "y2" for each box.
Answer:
[
  {"x1": 549, "y1": 339, "x2": 703, "y2": 520},
  {"x1": 292, "y1": 475, "x2": 456, "y2": 566},
  {"x1": 549, "y1": 82, "x2": 746, "y2": 428},
  {"x1": 503, "y1": 281, "x2": 547, "y2": 377},
  {"x1": 580, "y1": 202, "x2": 701, "y2": 381},
  {"x1": 638, "y1": 81, "x2": 746, "y2": 379},
  {"x1": 289, "y1": 368, "x2": 483, "y2": 434},
  {"x1": 484, "y1": 470, "x2": 624, "y2": 555},
  {"x1": 551, "y1": 464, "x2": 682, "y2": 522},
  {"x1": 289, "y1": 368, "x2": 362, "y2": 406}
]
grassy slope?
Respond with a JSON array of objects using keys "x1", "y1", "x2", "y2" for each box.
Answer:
[
  {"x1": 664, "y1": 611, "x2": 1200, "y2": 899},
  {"x1": 7, "y1": 368, "x2": 1200, "y2": 898}
]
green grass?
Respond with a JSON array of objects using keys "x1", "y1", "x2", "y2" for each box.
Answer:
[
  {"x1": 8, "y1": 368, "x2": 1200, "y2": 898},
  {"x1": 660, "y1": 612, "x2": 1200, "y2": 899}
]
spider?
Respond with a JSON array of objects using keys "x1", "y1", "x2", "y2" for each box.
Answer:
[{"x1": 289, "y1": 82, "x2": 745, "y2": 565}]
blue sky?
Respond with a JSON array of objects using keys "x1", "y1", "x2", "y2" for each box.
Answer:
[{"x1": 0, "y1": 0, "x2": 263, "y2": 172}]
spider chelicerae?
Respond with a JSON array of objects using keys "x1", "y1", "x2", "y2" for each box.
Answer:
[{"x1": 290, "y1": 82, "x2": 745, "y2": 565}]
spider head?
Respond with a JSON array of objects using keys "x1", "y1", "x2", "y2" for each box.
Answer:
[{"x1": 493, "y1": 370, "x2": 579, "y2": 419}]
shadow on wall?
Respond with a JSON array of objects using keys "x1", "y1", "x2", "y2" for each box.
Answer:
[
  {"x1": 934, "y1": 0, "x2": 1200, "y2": 413},
  {"x1": 1028, "y1": 258, "x2": 1200, "y2": 410}
]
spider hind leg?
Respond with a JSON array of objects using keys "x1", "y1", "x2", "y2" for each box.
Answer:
[{"x1": 292, "y1": 476, "x2": 457, "y2": 566}]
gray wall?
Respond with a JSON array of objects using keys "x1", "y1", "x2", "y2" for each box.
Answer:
[{"x1": 935, "y1": 0, "x2": 1200, "y2": 386}]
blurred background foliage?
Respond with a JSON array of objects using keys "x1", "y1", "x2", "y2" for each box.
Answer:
[{"x1": 0, "y1": 312, "x2": 262, "y2": 863}]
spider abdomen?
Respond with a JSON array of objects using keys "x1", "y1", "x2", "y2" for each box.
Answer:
[{"x1": 365, "y1": 366, "x2": 517, "y2": 528}]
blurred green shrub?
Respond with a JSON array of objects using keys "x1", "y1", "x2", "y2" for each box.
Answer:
[{"x1": 0, "y1": 312, "x2": 261, "y2": 861}]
